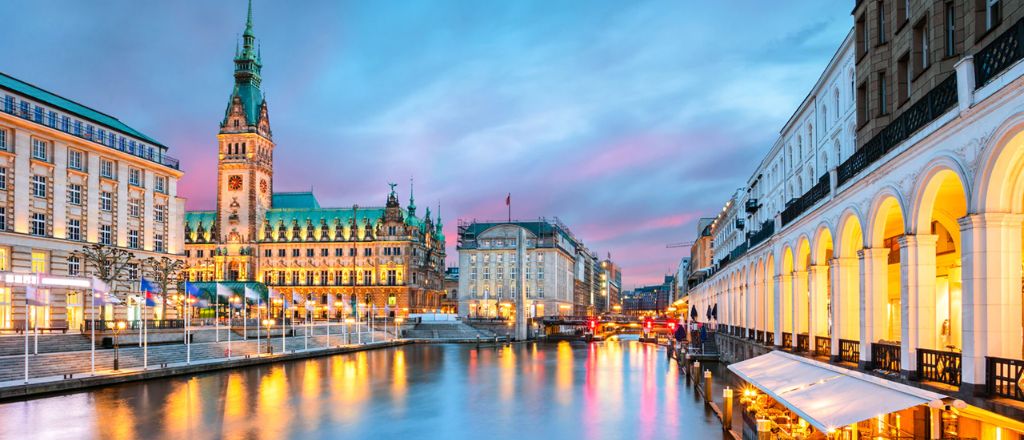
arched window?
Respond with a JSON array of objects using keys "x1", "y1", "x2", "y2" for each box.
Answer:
[
  {"x1": 822, "y1": 106, "x2": 828, "y2": 131},
  {"x1": 833, "y1": 88, "x2": 840, "y2": 118}
]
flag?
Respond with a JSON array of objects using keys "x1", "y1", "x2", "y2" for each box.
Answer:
[
  {"x1": 90, "y1": 276, "x2": 121, "y2": 305},
  {"x1": 305, "y1": 300, "x2": 314, "y2": 311},
  {"x1": 244, "y1": 285, "x2": 259, "y2": 301},
  {"x1": 25, "y1": 286, "x2": 47, "y2": 306},
  {"x1": 90, "y1": 276, "x2": 109, "y2": 294},
  {"x1": 505, "y1": 193, "x2": 510, "y2": 206},
  {"x1": 141, "y1": 277, "x2": 160, "y2": 307},
  {"x1": 292, "y1": 290, "x2": 303, "y2": 305},
  {"x1": 184, "y1": 281, "x2": 201, "y2": 299},
  {"x1": 216, "y1": 283, "x2": 234, "y2": 302}
]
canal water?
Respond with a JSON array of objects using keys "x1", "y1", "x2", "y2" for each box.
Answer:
[{"x1": 0, "y1": 339, "x2": 728, "y2": 440}]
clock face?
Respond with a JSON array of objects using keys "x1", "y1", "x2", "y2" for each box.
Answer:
[
  {"x1": 260, "y1": 179, "x2": 268, "y2": 194},
  {"x1": 228, "y1": 175, "x2": 243, "y2": 191}
]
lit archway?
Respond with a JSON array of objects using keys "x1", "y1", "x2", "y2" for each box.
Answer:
[
  {"x1": 868, "y1": 193, "x2": 907, "y2": 343},
  {"x1": 912, "y1": 165, "x2": 968, "y2": 355},
  {"x1": 795, "y1": 237, "x2": 812, "y2": 337},
  {"x1": 811, "y1": 226, "x2": 834, "y2": 344},
  {"x1": 781, "y1": 246, "x2": 795, "y2": 339},
  {"x1": 835, "y1": 211, "x2": 864, "y2": 346}
]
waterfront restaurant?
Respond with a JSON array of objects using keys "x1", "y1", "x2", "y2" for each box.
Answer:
[{"x1": 730, "y1": 351, "x2": 1024, "y2": 439}]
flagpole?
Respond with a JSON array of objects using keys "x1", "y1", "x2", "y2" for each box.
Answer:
[
  {"x1": 185, "y1": 297, "x2": 191, "y2": 365},
  {"x1": 304, "y1": 300, "x2": 309, "y2": 351},
  {"x1": 24, "y1": 291, "x2": 30, "y2": 384},
  {"x1": 281, "y1": 296, "x2": 286, "y2": 353},
  {"x1": 143, "y1": 304, "x2": 148, "y2": 370},
  {"x1": 215, "y1": 287, "x2": 220, "y2": 343},
  {"x1": 256, "y1": 293, "x2": 261, "y2": 356},
  {"x1": 243, "y1": 296, "x2": 247, "y2": 342},
  {"x1": 227, "y1": 297, "x2": 233, "y2": 359},
  {"x1": 326, "y1": 298, "x2": 331, "y2": 348},
  {"x1": 90, "y1": 285, "x2": 96, "y2": 375}
]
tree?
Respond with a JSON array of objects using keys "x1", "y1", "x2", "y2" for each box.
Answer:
[
  {"x1": 73, "y1": 243, "x2": 137, "y2": 302},
  {"x1": 143, "y1": 256, "x2": 185, "y2": 319}
]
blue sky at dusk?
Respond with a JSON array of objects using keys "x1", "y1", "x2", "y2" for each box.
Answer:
[{"x1": 0, "y1": 1, "x2": 852, "y2": 287}]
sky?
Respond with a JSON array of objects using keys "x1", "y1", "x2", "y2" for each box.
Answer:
[{"x1": 0, "y1": 0, "x2": 852, "y2": 288}]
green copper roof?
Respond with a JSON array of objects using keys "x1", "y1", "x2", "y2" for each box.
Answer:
[
  {"x1": 0, "y1": 71, "x2": 165, "y2": 148},
  {"x1": 264, "y1": 206, "x2": 385, "y2": 227},
  {"x1": 184, "y1": 210, "x2": 216, "y2": 231},
  {"x1": 228, "y1": 84, "x2": 264, "y2": 126},
  {"x1": 271, "y1": 192, "x2": 320, "y2": 209}
]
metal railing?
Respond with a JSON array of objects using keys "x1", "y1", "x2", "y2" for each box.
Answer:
[
  {"x1": 755, "y1": 329, "x2": 764, "y2": 344},
  {"x1": 764, "y1": 332, "x2": 774, "y2": 346},
  {"x1": 814, "y1": 336, "x2": 831, "y2": 357},
  {"x1": 82, "y1": 319, "x2": 185, "y2": 331},
  {"x1": 839, "y1": 339, "x2": 860, "y2": 364},
  {"x1": 782, "y1": 332, "x2": 792, "y2": 349},
  {"x1": 837, "y1": 73, "x2": 957, "y2": 188},
  {"x1": 871, "y1": 342, "x2": 901, "y2": 374},
  {"x1": 747, "y1": 219, "x2": 775, "y2": 249},
  {"x1": 918, "y1": 348, "x2": 961, "y2": 387},
  {"x1": 0, "y1": 97, "x2": 180, "y2": 170},
  {"x1": 974, "y1": 17, "x2": 1024, "y2": 89},
  {"x1": 781, "y1": 174, "x2": 831, "y2": 227},
  {"x1": 796, "y1": 333, "x2": 809, "y2": 352},
  {"x1": 986, "y1": 356, "x2": 1024, "y2": 402}
]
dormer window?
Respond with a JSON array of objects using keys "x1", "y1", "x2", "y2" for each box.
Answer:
[{"x1": 234, "y1": 120, "x2": 240, "y2": 128}]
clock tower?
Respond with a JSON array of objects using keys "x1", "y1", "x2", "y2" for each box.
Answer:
[{"x1": 216, "y1": 0, "x2": 273, "y2": 244}]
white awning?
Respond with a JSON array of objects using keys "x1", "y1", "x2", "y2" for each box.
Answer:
[{"x1": 728, "y1": 351, "x2": 946, "y2": 433}]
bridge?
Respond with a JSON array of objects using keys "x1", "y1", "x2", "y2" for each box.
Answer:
[{"x1": 537, "y1": 316, "x2": 679, "y2": 342}]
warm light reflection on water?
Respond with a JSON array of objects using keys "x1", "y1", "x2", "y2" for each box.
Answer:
[{"x1": 0, "y1": 341, "x2": 728, "y2": 440}]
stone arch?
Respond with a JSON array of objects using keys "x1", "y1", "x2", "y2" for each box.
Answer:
[
  {"x1": 909, "y1": 156, "x2": 972, "y2": 235},
  {"x1": 781, "y1": 246, "x2": 794, "y2": 336},
  {"x1": 835, "y1": 209, "x2": 865, "y2": 343},
  {"x1": 811, "y1": 223, "x2": 834, "y2": 266},
  {"x1": 764, "y1": 252, "x2": 777, "y2": 339},
  {"x1": 866, "y1": 186, "x2": 910, "y2": 248},
  {"x1": 972, "y1": 111, "x2": 1024, "y2": 214}
]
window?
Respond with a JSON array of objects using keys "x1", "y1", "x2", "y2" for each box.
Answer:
[
  {"x1": 877, "y1": 71, "x2": 889, "y2": 116},
  {"x1": 99, "y1": 159, "x2": 114, "y2": 179},
  {"x1": 0, "y1": 207, "x2": 6, "y2": 230},
  {"x1": 0, "y1": 247, "x2": 7, "y2": 270},
  {"x1": 334, "y1": 248, "x2": 343, "y2": 257},
  {"x1": 483, "y1": 267, "x2": 490, "y2": 280},
  {"x1": 67, "y1": 256, "x2": 80, "y2": 276},
  {"x1": 31, "y1": 175, "x2": 46, "y2": 197},
  {"x1": 128, "y1": 168, "x2": 142, "y2": 186},
  {"x1": 31, "y1": 139, "x2": 48, "y2": 161},
  {"x1": 68, "y1": 149, "x2": 84, "y2": 171},
  {"x1": 100, "y1": 225, "x2": 112, "y2": 245},
  {"x1": 128, "y1": 198, "x2": 141, "y2": 218},
  {"x1": 67, "y1": 219, "x2": 81, "y2": 241},
  {"x1": 897, "y1": 0, "x2": 909, "y2": 24},
  {"x1": 363, "y1": 248, "x2": 372, "y2": 256},
  {"x1": 278, "y1": 249, "x2": 286, "y2": 257},
  {"x1": 388, "y1": 226, "x2": 396, "y2": 235},
  {"x1": 31, "y1": 213, "x2": 45, "y2": 236},
  {"x1": 197, "y1": 249, "x2": 204, "y2": 258},
  {"x1": 387, "y1": 270, "x2": 397, "y2": 286},
  {"x1": 0, "y1": 128, "x2": 7, "y2": 150},
  {"x1": 306, "y1": 249, "x2": 314, "y2": 257},
  {"x1": 154, "y1": 176, "x2": 167, "y2": 193},
  {"x1": 897, "y1": 54, "x2": 911, "y2": 104},
  {"x1": 68, "y1": 184, "x2": 82, "y2": 205},
  {"x1": 127, "y1": 263, "x2": 138, "y2": 280},
  {"x1": 984, "y1": 0, "x2": 1002, "y2": 32},
  {"x1": 128, "y1": 230, "x2": 139, "y2": 249},
  {"x1": 0, "y1": 167, "x2": 5, "y2": 190},
  {"x1": 154, "y1": 234, "x2": 165, "y2": 253},
  {"x1": 31, "y1": 251, "x2": 47, "y2": 273},
  {"x1": 856, "y1": 15, "x2": 868, "y2": 55},
  {"x1": 264, "y1": 249, "x2": 272, "y2": 257},
  {"x1": 944, "y1": 3, "x2": 956, "y2": 58},
  {"x1": 877, "y1": 1, "x2": 887, "y2": 44},
  {"x1": 100, "y1": 192, "x2": 112, "y2": 211},
  {"x1": 537, "y1": 286, "x2": 544, "y2": 298},
  {"x1": 292, "y1": 249, "x2": 300, "y2": 257},
  {"x1": 154, "y1": 204, "x2": 166, "y2": 222},
  {"x1": 913, "y1": 18, "x2": 929, "y2": 75},
  {"x1": 857, "y1": 81, "x2": 869, "y2": 125}
]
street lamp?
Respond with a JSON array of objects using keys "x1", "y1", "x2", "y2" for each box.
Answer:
[
  {"x1": 261, "y1": 319, "x2": 275, "y2": 354},
  {"x1": 113, "y1": 320, "x2": 127, "y2": 371}
]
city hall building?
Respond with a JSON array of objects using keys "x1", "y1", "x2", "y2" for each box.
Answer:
[
  {"x1": 0, "y1": 73, "x2": 185, "y2": 331},
  {"x1": 182, "y1": 4, "x2": 446, "y2": 316},
  {"x1": 687, "y1": 1, "x2": 1024, "y2": 436}
]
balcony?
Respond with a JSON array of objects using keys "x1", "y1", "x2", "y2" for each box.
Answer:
[
  {"x1": 814, "y1": 336, "x2": 831, "y2": 358},
  {"x1": 838, "y1": 339, "x2": 859, "y2": 364},
  {"x1": 836, "y1": 73, "x2": 957, "y2": 188},
  {"x1": 780, "y1": 174, "x2": 831, "y2": 227},
  {"x1": 974, "y1": 17, "x2": 1024, "y2": 90},
  {"x1": 744, "y1": 199, "x2": 759, "y2": 213}
]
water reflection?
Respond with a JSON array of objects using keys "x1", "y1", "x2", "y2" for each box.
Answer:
[{"x1": 0, "y1": 341, "x2": 727, "y2": 440}]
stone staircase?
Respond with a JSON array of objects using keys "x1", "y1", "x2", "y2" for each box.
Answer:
[
  {"x1": 402, "y1": 322, "x2": 497, "y2": 340},
  {"x1": 0, "y1": 333, "x2": 93, "y2": 356}
]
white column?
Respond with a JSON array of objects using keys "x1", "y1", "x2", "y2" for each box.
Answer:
[
  {"x1": 12, "y1": 129, "x2": 30, "y2": 233},
  {"x1": 52, "y1": 141, "x2": 67, "y2": 238},
  {"x1": 85, "y1": 152, "x2": 100, "y2": 242},
  {"x1": 959, "y1": 213, "x2": 1023, "y2": 389},
  {"x1": 831, "y1": 257, "x2": 858, "y2": 359},
  {"x1": 899, "y1": 234, "x2": 938, "y2": 376},
  {"x1": 859, "y1": 247, "x2": 890, "y2": 366},
  {"x1": 773, "y1": 274, "x2": 785, "y2": 346},
  {"x1": 808, "y1": 265, "x2": 829, "y2": 349},
  {"x1": 791, "y1": 270, "x2": 808, "y2": 338}
]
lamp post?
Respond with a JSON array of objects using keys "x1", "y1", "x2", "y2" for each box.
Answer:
[
  {"x1": 112, "y1": 320, "x2": 127, "y2": 371},
  {"x1": 261, "y1": 318, "x2": 275, "y2": 354}
]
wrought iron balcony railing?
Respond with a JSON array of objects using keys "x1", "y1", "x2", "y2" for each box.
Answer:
[{"x1": 975, "y1": 17, "x2": 1024, "y2": 89}]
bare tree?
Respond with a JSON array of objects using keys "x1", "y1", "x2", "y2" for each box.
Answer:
[
  {"x1": 143, "y1": 256, "x2": 185, "y2": 319},
  {"x1": 73, "y1": 243, "x2": 137, "y2": 301}
]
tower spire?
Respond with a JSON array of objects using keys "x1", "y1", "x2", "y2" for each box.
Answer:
[
  {"x1": 407, "y1": 177, "x2": 417, "y2": 217},
  {"x1": 245, "y1": 0, "x2": 254, "y2": 37},
  {"x1": 223, "y1": 0, "x2": 265, "y2": 130}
]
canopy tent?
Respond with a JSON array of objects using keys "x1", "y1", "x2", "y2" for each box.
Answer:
[
  {"x1": 729, "y1": 351, "x2": 946, "y2": 433},
  {"x1": 181, "y1": 281, "x2": 270, "y2": 303}
]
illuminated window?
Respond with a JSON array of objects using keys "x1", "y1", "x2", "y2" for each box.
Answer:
[
  {"x1": 0, "y1": 287, "x2": 10, "y2": 329},
  {"x1": 31, "y1": 251, "x2": 47, "y2": 273},
  {"x1": 0, "y1": 248, "x2": 8, "y2": 270}
]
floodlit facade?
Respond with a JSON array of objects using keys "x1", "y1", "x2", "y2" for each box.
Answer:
[
  {"x1": 689, "y1": 2, "x2": 1024, "y2": 430},
  {"x1": 0, "y1": 72, "x2": 185, "y2": 331},
  {"x1": 182, "y1": 4, "x2": 446, "y2": 316},
  {"x1": 456, "y1": 219, "x2": 582, "y2": 318}
]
